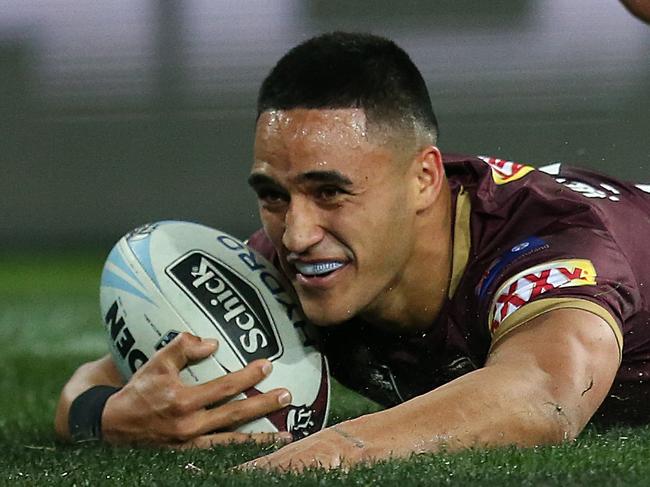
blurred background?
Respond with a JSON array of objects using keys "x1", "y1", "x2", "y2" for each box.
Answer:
[{"x1": 1, "y1": 0, "x2": 649, "y2": 251}]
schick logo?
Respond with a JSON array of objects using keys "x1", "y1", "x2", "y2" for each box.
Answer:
[{"x1": 166, "y1": 251, "x2": 282, "y2": 366}]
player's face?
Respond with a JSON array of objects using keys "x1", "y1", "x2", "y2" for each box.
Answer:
[{"x1": 250, "y1": 108, "x2": 421, "y2": 326}]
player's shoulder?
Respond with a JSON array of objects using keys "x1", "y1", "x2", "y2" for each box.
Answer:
[
  {"x1": 453, "y1": 226, "x2": 632, "y2": 359},
  {"x1": 443, "y1": 155, "x2": 647, "y2": 351},
  {"x1": 444, "y1": 152, "x2": 649, "y2": 206},
  {"x1": 442, "y1": 153, "x2": 536, "y2": 186}
]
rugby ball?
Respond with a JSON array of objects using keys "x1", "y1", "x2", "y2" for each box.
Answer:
[{"x1": 99, "y1": 221, "x2": 329, "y2": 438}]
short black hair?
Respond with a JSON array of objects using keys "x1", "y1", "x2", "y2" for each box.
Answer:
[{"x1": 257, "y1": 32, "x2": 438, "y2": 140}]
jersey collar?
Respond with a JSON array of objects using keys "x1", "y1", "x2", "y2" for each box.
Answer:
[{"x1": 448, "y1": 185, "x2": 471, "y2": 299}]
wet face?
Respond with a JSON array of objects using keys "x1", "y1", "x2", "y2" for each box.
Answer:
[{"x1": 250, "y1": 108, "x2": 423, "y2": 327}]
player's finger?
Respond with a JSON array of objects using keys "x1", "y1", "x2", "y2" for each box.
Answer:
[
  {"x1": 170, "y1": 430, "x2": 293, "y2": 450},
  {"x1": 198, "y1": 388, "x2": 292, "y2": 434},
  {"x1": 156, "y1": 332, "x2": 218, "y2": 372},
  {"x1": 184, "y1": 358, "x2": 273, "y2": 409}
]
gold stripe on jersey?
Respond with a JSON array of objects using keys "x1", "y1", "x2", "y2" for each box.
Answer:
[
  {"x1": 448, "y1": 186, "x2": 471, "y2": 299},
  {"x1": 477, "y1": 156, "x2": 536, "y2": 185},
  {"x1": 490, "y1": 297, "x2": 623, "y2": 362},
  {"x1": 491, "y1": 165, "x2": 535, "y2": 185}
]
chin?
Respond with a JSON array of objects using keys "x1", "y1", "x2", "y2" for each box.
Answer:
[
  {"x1": 293, "y1": 280, "x2": 365, "y2": 326},
  {"x1": 301, "y1": 302, "x2": 354, "y2": 327}
]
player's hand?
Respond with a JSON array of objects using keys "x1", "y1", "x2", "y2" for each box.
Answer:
[
  {"x1": 101, "y1": 332, "x2": 293, "y2": 449},
  {"x1": 239, "y1": 423, "x2": 373, "y2": 472}
]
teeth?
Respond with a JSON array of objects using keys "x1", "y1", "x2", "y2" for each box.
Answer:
[{"x1": 295, "y1": 261, "x2": 345, "y2": 276}]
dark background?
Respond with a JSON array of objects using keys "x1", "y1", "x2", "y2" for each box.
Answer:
[{"x1": 1, "y1": 0, "x2": 648, "y2": 250}]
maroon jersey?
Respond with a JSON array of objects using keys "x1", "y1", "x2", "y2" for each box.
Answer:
[{"x1": 248, "y1": 154, "x2": 650, "y2": 425}]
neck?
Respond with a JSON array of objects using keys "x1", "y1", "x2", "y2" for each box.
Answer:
[{"x1": 361, "y1": 182, "x2": 453, "y2": 334}]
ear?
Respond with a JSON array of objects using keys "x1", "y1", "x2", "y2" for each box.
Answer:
[{"x1": 413, "y1": 145, "x2": 444, "y2": 212}]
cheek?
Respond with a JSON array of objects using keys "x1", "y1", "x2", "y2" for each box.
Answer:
[
  {"x1": 359, "y1": 190, "x2": 414, "y2": 261},
  {"x1": 260, "y1": 211, "x2": 285, "y2": 247}
]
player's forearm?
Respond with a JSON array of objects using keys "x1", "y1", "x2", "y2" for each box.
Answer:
[
  {"x1": 332, "y1": 311, "x2": 620, "y2": 463},
  {"x1": 333, "y1": 365, "x2": 581, "y2": 461},
  {"x1": 54, "y1": 355, "x2": 124, "y2": 441}
]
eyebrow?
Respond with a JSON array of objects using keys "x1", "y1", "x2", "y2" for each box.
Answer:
[
  {"x1": 296, "y1": 170, "x2": 353, "y2": 186},
  {"x1": 247, "y1": 170, "x2": 354, "y2": 189},
  {"x1": 247, "y1": 173, "x2": 279, "y2": 189}
]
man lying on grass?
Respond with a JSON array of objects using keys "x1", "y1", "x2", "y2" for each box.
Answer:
[{"x1": 55, "y1": 32, "x2": 650, "y2": 472}]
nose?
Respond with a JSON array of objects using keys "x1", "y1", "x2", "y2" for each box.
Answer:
[{"x1": 282, "y1": 197, "x2": 324, "y2": 254}]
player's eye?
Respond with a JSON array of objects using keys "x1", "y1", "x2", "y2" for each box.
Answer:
[
  {"x1": 257, "y1": 188, "x2": 289, "y2": 208},
  {"x1": 316, "y1": 185, "x2": 346, "y2": 202}
]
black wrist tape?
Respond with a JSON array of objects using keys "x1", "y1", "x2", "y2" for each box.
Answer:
[{"x1": 68, "y1": 385, "x2": 121, "y2": 443}]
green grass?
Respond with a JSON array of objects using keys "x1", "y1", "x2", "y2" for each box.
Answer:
[{"x1": 2, "y1": 251, "x2": 650, "y2": 485}]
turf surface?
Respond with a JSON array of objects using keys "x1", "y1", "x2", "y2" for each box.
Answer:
[{"x1": 2, "y1": 251, "x2": 650, "y2": 485}]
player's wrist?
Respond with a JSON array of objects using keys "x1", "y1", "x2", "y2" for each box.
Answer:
[{"x1": 68, "y1": 385, "x2": 122, "y2": 443}]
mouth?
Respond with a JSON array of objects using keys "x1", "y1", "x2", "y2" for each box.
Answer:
[
  {"x1": 290, "y1": 260, "x2": 350, "y2": 287},
  {"x1": 294, "y1": 261, "x2": 345, "y2": 276}
]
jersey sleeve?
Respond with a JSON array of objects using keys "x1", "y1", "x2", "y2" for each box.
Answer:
[
  {"x1": 246, "y1": 228, "x2": 277, "y2": 262},
  {"x1": 480, "y1": 228, "x2": 640, "y2": 359}
]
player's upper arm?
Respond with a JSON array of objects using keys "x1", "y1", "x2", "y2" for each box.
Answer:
[{"x1": 485, "y1": 307, "x2": 619, "y2": 437}]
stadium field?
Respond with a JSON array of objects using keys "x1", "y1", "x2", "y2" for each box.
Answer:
[{"x1": 3, "y1": 251, "x2": 650, "y2": 486}]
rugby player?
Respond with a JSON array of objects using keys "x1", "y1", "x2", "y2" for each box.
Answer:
[{"x1": 55, "y1": 33, "x2": 650, "y2": 472}]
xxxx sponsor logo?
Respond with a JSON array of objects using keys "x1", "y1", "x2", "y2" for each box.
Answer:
[
  {"x1": 489, "y1": 259, "x2": 597, "y2": 333},
  {"x1": 478, "y1": 156, "x2": 535, "y2": 185}
]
